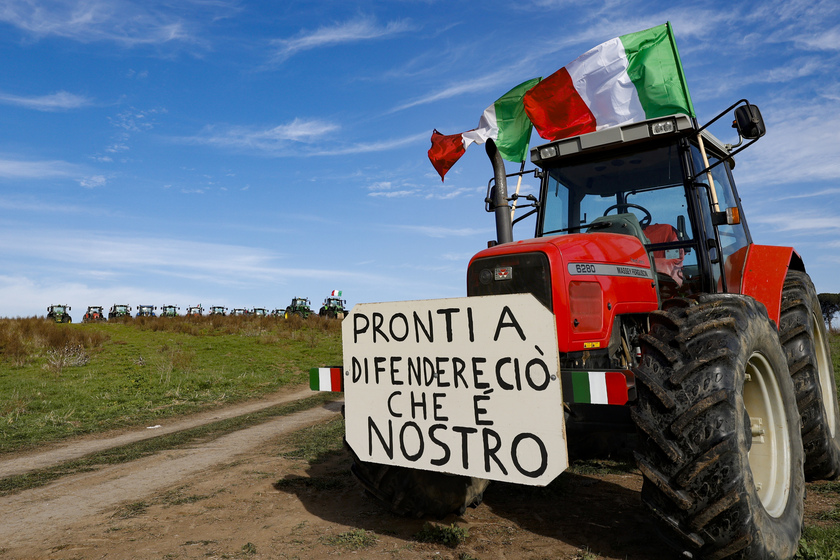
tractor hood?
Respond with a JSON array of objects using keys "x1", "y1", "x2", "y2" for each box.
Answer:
[{"x1": 467, "y1": 233, "x2": 659, "y2": 353}]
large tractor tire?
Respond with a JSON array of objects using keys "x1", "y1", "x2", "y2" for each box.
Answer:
[
  {"x1": 780, "y1": 270, "x2": 840, "y2": 480},
  {"x1": 346, "y1": 442, "x2": 490, "y2": 519},
  {"x1": 632, "y1": 294, "x2": 804, "y2": 560}
]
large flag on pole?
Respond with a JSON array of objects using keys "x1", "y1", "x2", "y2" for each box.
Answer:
[
  {"x1": 428, "y1": 77, "x2": 541, "y2": 181},
  {"x1": 523, "y1": 23, "x2": 694, "y2": 142}
]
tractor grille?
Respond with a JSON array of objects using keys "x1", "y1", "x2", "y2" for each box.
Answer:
[{"x1": 467, "y1": 252, "x2": 552, "y2": 309}]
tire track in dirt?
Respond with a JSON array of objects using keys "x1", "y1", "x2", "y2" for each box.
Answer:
[
  {"x1": 0, "y1": 399, "x2": 342, "y2": 550},
  {"x1": 0, "y1": 386, "x2": 316, "y2": 479}
]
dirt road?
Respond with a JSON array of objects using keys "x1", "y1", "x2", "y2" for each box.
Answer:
[{"x1": 0, "y1": 388, "x2": 835, "y2": 560}]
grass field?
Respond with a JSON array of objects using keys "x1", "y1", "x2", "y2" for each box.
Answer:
[{"x1": 0, "y1": 315, "x2": 342, "y2": 453}]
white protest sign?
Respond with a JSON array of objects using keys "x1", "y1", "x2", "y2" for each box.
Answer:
[{"x1": 342, "y1": 294, "x2": 567, "y2": 486}]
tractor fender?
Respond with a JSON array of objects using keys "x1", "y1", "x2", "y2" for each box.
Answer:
[{"x1": 740, "y1": 244, "x2": 803, "y2": 327}]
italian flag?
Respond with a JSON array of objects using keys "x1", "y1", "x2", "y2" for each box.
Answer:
[
  {"x1": 561, "y1": 371, "x2": 629, "y2": 405},
  {"x1": 524, "y1": 23, "x2": 694, "y2": 142},
  {"x1": 310, "y1": 367, "x2": 343, "y2": 392},
  {"x1": 428, "y1": 77, "x2": 541, "y2": 181}
]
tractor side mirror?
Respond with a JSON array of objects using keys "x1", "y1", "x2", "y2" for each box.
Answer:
[{"x1": 733, "y1": 104, "x2": 765, "y2": 140}]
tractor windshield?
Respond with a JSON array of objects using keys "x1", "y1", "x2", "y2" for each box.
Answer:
[{"x1": 539, "y1": 143, "x2": 701, "y2": 296}]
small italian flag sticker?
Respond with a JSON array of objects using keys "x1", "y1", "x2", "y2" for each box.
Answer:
[
  {"x1": 310, "y1": 367, "x2": 343, "y2": 392},
  {"x1": 561, "y1": 371, "x2": 629, "y2": 405}
]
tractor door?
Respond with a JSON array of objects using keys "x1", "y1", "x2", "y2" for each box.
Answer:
[{"x1": 688, "y1": 143, "x2": 752, "y2": 294}]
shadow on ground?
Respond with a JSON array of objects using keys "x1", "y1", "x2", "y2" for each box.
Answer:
[{"x1": 273, "y1": 445, "x2": 672, "y2": 559}]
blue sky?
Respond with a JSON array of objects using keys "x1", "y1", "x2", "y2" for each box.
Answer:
[{"x1": 1, "y1": 0, "x2": 839, "y2": 318}]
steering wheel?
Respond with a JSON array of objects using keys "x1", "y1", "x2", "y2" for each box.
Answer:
[{"x1": 602, "y1": 203, "x2": 652, "y2": 228}]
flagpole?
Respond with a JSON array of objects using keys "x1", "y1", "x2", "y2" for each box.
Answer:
[
  {"x1": 696, "y1": 133, "x2": 720, "y2": 212},
  {"x1": 510, "y1": 161, "x2": 526, "y2": 220}
]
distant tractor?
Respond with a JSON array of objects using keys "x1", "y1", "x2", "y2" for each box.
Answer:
[
  {"x1": 160, "y1": 305, "x2": 179, "y2": 317},
  {"x1": 108, "y1": 304, "x2": 131, "y2": 319},
  {"x1": 230, "y1": 308, "x2": 249, "y2": 316},
  {"x1": 319, "y1": 292, "x2": 347, "y2": 319},
  {"x1": 186, "y1": 305, "x2": 204, "y2": 316},
  {"x1": 252, "y1": 307, "x2": 268, "y2": 317},
  {"x1": 284, "y1": 297, "x2": 312, "y2": 319},
  {"x1": 83, "y1": 306, "x2": 106, "y2": 322},
  {"x1": 209, "y1": 306, "x2": 228, "y2": 316},
  {"x1": 136, "y1": 305, "x2": 156, "y2": 317},
  {"x1": 47, "y1": 304, "x2": 72, "y2": 323}
]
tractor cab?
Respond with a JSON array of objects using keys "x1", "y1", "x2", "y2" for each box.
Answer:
[
  {"x1": 109, "y1": 304, "x2": 131, "y2": 319},
  {"x1": 186, "y1": 305, "x2": 204, "y2": 316},
  {"x1": 473, "y1": 101, "x2": 768, "y2": 311},
  {"x1": 83, "y1": 306, "x2": 106, "y2": 322},
  {"x1": 136, "y1": 305, "x2": 157, "y2": 317},
  {"x1": 531, "y1": 112, "x2": 757, "y2": 301},
  {"x1": 47, "y1": 304, "x2": 72, "y2": 323},
  {"x1": 160, "y1": 305, "x2": 179, "y2": 317},
  {"x1": 209, "y1": 306, "x2": 228, "y2": 316},
  {"x1": 230, "y1": 308, "x2": 248, "y2": 316},
  {"x1": 252, "y1": 307, "x2": 268, "y2": 316}
]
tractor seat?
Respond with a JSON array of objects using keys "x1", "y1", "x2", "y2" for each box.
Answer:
[
  {"x1": 644, "y1": 223, "x2": 685, "y2": 287},
  {"x1": 586, "y1": 213, "x2": 650, "y2": 245}
]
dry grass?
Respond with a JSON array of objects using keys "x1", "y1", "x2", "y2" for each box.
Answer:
[
  {"x1": 130, "y1": 313, "x2": 342, "y2": 338},
  {"x1": 0, "y1": 318, "x2": 108, "y2": 367}
]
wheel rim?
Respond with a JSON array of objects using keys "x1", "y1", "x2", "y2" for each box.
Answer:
[
  {"x1": 811, "y1": 310, "x2": 837, "y2": 437},
  {"x1": 743, "y1": 351, "x2": 792, "y2": 518}
]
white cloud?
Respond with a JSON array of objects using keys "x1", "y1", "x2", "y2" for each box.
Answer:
[
  {"x1": 184, "y1": 118, "x2": 340, "y2": 154},
  {"x1": 79, "y1": 175, "x2": 107, "y2": 188},
  {"x1": 0, "y1": 157, "x2": 79, "y2": 179},
  {"x1": 0, "y1": 0, "x2": 208, "y2": 47},
  {"x1": 734, "y1": 101, "x2": 840, "y2": 186},
  {"x1": 0, "y1": 90, "x2": 93, "y2": 111},
  {"x1": 270, "y1": 17, "x2": 412, "y2": 63}
]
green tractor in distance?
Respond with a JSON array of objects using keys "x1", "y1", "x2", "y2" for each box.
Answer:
[
  {"x1": 108, "y1": 304, "x2": 131, "y2": 320},
  {"x1": 319, "y1": 292, "x2": 347, "y2": 319},
  {"x1": 83, "y1": 306, "x2": 106, "y2": 322},
  {"x1": 160, "y1": 305, "x2": 179, "y2": 317},
  {"x1": 230, "y1": 308, "x2": 249, "y2": 316},
  {"x1": 252, "y1": 307, "x2": 268, "y2": 317},
  {"x1": 284, "y1": 297, "x2": 312, "y2": 319},
  {"x1": 47, "y1": 304, "x2": 72, "y2": 323},
  {"x1": 186, "y1": 305, "x2": 204, "y2": 316},
  {"x1": 136, "y1": 305, "x2": 156, "y2": 317},
  {"x1": 209, "y1": 306, "x2": 228, "y2": 316}
]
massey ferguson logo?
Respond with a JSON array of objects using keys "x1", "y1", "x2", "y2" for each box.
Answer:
[{"x1": 494, "y1": 266, "x2": 512, "y2": 280}]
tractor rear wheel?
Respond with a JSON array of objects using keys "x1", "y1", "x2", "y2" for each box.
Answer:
[
  {"x1": 780, "y1": 270, "x2": 840, "y2": 480},
  {"x1": 346, "y1": 441, "x2": 489, "y2": 518},
  {"x1": 632, "y1": 294, "x2": 804, "y2": 560}
]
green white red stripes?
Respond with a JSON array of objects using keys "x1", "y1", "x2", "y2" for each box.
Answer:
[
  {"x1": 524, "y1": 22, "x2": 694, "y2": 142},
  {"x1": 561, "y1": 371, "x2": 629, "y2": 405},
  {"x1": 428, "y1": 78, "x2": 541, "y2": 181},
  {"x1": 310, "y1": 367, "x2": 343, "y2": 392}
]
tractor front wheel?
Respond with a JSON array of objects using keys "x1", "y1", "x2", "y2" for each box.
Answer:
[
  {"x1": 780, "y1": 270, "x2": 840, "y2": 480},
  {"x1": 632, "y1": 294, "x2": 804, "y2": 560},
  {"x1": 346, "y1": 442, "x2": 489, "y2": 518}
]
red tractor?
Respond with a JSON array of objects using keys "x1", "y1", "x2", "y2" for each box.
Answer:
[
  {"x1": 83, "y1": 306, "x2": 106, "y2": 322},
  {"x1": 330, "y1": 101, "x2": 840, "y2": 560}
]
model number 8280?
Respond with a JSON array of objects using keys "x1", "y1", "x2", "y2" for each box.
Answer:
[{"x1": 573, "y1": 263, "x2": 597, "y2": 274}]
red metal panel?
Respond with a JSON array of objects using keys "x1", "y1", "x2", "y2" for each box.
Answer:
[
  {"x1": 469, "y1": 233, "x2": 659, "y2": 353},
  {"x1": 740, "y1": 244, "x2": 794, "y2": 327}
]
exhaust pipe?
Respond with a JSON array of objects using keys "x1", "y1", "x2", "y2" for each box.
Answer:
[{"x1": 486, "y1": 139, "x2": 513, "y2": 245}]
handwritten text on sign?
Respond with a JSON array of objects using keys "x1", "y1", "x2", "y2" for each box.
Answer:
[{"x1": 343, "y1": 294, "x2": 567, "y2": 486}]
